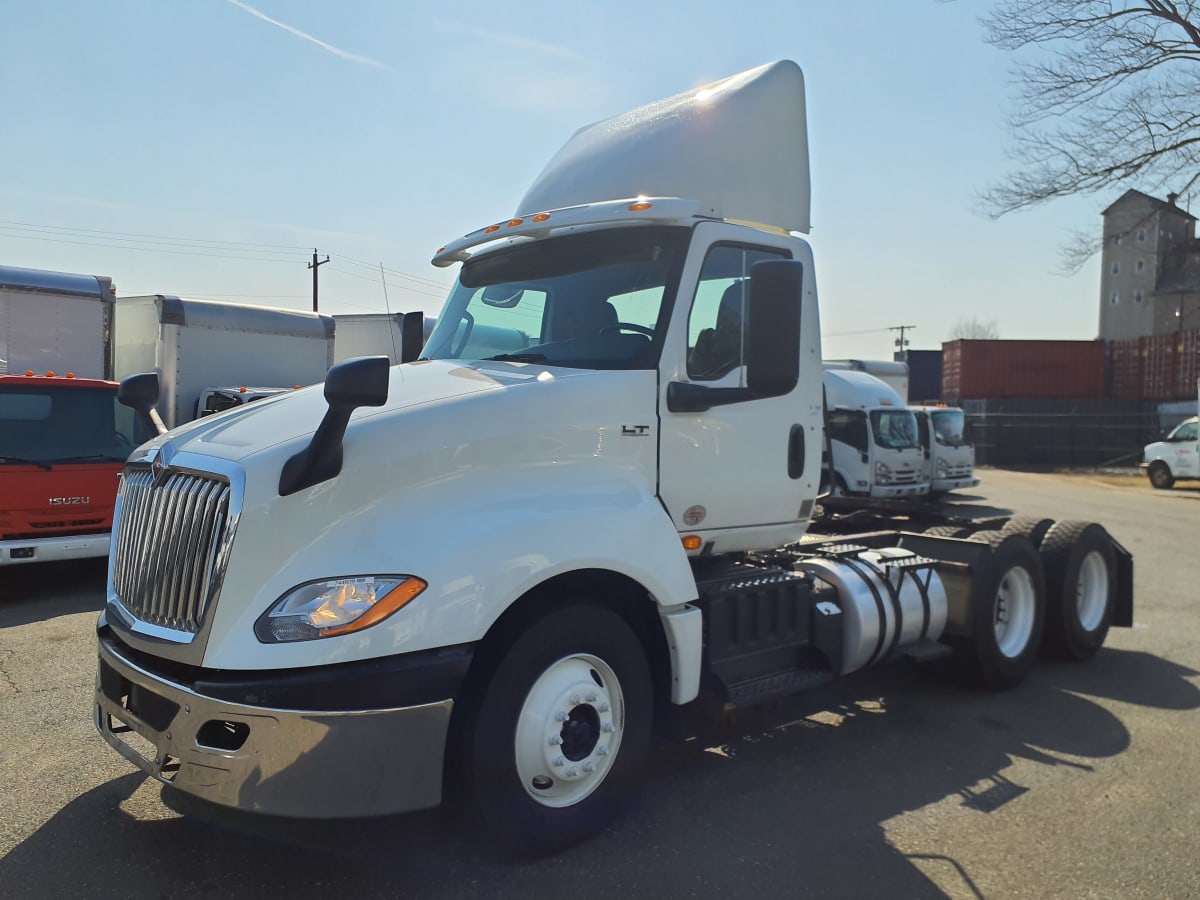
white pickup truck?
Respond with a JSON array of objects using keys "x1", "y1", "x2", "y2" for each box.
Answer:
[{"x1": 1143, "y1": 415, "x2": 1199, "y2": 489}]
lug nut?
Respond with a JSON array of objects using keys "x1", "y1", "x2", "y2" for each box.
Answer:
[
  {"x1": 569, "y1": 693, "x2": 581, "y2": 705},
  {"x1": 584, "y1": 762, "x2": 596, "y2": 773},
  {"x1": 555, "y1": 710, "x2": 569, "y2": 722},
  {"x1": 586, "y1": 692, "x2": 598, "y2": 702},
  {"x1": 553, "y1": 756, "x2": 565, "y2": 767},
  {"x1": 597, "y1": 745, "x2": 609, "y2": 756},
  {"x1": 598, "y1": 703, "x2": 610, "y2": 713},
  {"x1": 603, "y1": 723, "x2": 616, "y2": 733},
  {"x1": 549, "y1": 735, "x2": 563, "y2": 746},
  {"x1": 566, "y1": 767, "x2": 578, "y2": 778}
]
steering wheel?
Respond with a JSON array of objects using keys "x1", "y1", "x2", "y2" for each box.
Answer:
[
  {"x1": 601, "y1": 323, "x2": 655, "y2": 337},
  {"x1": 112, "y1": 432, "x2": 133, "y2": 449}
]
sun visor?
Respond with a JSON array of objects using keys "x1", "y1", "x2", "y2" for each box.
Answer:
[{"x1": 516, "y1": 60, "x2": 810, "y2": 235}]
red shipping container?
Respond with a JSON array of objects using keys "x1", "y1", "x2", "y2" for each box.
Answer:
[{"x1": 942, "y1": 340, "x2": 1105, "y2": 401}]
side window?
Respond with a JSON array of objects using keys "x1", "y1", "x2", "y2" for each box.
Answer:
[
  {"x1": 1175, "y1": 421, "x2": 1198, "y2": 442},
  {"x1": 686, "y1": 244, "x2": 788, "y2": 381},
  {"x1": 827, "y1": 410, "x2": 868, "y2": 454}
]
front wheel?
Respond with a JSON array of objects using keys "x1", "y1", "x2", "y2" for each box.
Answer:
[
  {"x1": 457, "y1": 604, "x2": 652, "y2": 854},
  {"x1": 1147, "y1": 461, "x2": 1175, "y2": 490}
]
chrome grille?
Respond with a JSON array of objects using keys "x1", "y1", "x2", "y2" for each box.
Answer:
[{"x1": 112, "y1": 466, "x2": 232, "y2": 634}]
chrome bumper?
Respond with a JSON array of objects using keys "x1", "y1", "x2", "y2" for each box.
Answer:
[{"x1": 95, "y1": 637, "x2": 453, "y2": 818}]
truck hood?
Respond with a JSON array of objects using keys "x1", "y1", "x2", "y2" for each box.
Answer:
[{"x1": 139, "y1": 359, "x2": 582, "y2": 463}]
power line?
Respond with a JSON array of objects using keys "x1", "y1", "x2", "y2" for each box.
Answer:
[
  {"x1": 0, "y1": 220, "x2": 311, "y2": 253},
  {"x1": 0, "y1": 229, "x2": 306, "y2": 263}
]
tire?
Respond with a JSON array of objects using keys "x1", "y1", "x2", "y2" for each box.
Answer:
[
  {"x1": 961, "y1": 532, "x2": 1046, "y2": 690},
  {"x1": 1147, "y1": 461, "x2": 1175, "y2": 490},
  {"x1": 1039, "y1": 520, "x2": 1116, "y2": 661},
  {"x1": 967, "y1": 529, "x2": 1004, "y2": 544},
  {"x1": 1001, "y1": 515, "x2": 1055, "y2": 549},
  {"x1": 456, "y1": 604, "x2": 652, "y2": 854}
]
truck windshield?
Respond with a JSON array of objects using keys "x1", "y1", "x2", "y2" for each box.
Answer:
[
  {"x1": 930, "y1": 409, "x2": 967, "y2": 447},
  {"x1": 0, "y1": 385, "x2": 148, "y2": 465},
  {"x1": 869, "y1": 409, "x2": 920, "y2": 450},
  {"x1": 423, "y1": 226, "x2": 689, "y2": 370}
]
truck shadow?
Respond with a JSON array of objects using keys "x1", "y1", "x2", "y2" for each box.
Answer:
[
  {"x1": 0, "y1": 648, "x2": 1193, "y2": 900},
  {"x1": 0, "y1": 559, "x2": 106, "y2": 626}
]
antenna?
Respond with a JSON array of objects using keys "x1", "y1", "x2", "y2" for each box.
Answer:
[{"x1": 380, "y1": 263, "x2": 399, "y2": 363}]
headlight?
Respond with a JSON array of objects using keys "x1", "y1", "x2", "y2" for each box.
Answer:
[
  {"x1": 255, "y1": 575, "x2": 427, "y2": 643},
  {"x1": 936, "y1": 457, "x2": 949, "y2": 476},
  {"x1": 875, "y1": 462, "x2": 892, "y2": 484}
]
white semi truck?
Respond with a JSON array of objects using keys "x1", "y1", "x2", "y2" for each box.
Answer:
[
  {"x1": 95, "y1": 61, "x2": 1133, "y2": 853},
  {"x1": 822, "y1": 367, "x2": 928, "y2": 498}
]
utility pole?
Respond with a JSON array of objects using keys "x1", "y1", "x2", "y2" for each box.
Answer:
[
  {"x1": 889, "y1": 324, "x2": 916, "y2": 360},
  {"x1": 308, "y1": 249, "x2": 330, "y2": 312}
]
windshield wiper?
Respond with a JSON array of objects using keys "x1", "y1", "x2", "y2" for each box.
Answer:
[
  {"x1": 53, "y1": 454, "x2": 128, "y2": 464},
  {"x1": 0, "y1": 456, "x2": 53, "y2": 471},
  {"x1": 483, "y1": 353, "x2": 548, "y2": 363}
]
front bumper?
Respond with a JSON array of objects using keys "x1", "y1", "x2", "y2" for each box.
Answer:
[
  {"x1": 931, "y1": 476, "x2": 979, "y2": 493},
  {"x1": 95, "y1": 634, "x2": 457, "y2": 818},
  {"x1": 869, "y1": 483, "x2": 927, "y2": 499},
  {"x1": 1, "y1": 532, "x2": 110, "y2": 566}
]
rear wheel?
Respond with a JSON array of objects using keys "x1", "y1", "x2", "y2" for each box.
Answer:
[
  {"x1": 1039, "y1": 521, "x2": 1116, "y2": 660},
  {"x1": 457, "y1": 604, "x2": 652, "y2": 854},
  {"x1": 1147, "y1": 461, "x2": 1175, "y2": 490},
  {"x1": 1001, "y1": 515, "x2": 1055, "y2": 549},
  {"x1": 961, "y1": 533, "x2": 1046, "y2": 689}
]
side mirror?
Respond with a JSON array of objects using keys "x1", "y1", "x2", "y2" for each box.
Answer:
[
  {"x1": 279, "y1": 356, "x2": 390, "y2": 496},
  {"x1": 746, "y1": 259, "x2": 803, "y2": 398},
  {"x1": 400, "y1": 310, "x2": 425, "y2": 363},
  {"x1": 117, "y1": 372, "x2": 167, "y2": 436}
]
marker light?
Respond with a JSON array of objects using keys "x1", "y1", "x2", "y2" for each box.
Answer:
[
  {"x1": 46, "y1": 371, "x2": 55, "y2": 377},
  {"x1": 485, "y1": 224, "x2": 501, "y2": 234},
  {"x1": 628, "y1": 200, "x2": 654, "y2": 212},
  {"x1": 255, "y1": 575, "x2": 428, "y2": 643},
  {"x1": 25, "y1": 371, "x2": 34, "y2": 376},
  {"x1": 507, "y1": 218, "x2": 523, "y2": 227},
  {"x1": 682, "y1": 535, "x2": 703, "y2": 551},
  {"x1": 239, "y1": 386, "x2": 247, "y2": 393},
  {"x1": 532, "y1": 213, "x2": 551, "y2": 223},
  {"x1": 66, "y1": 372, "x2": 75, "y2": 378}
]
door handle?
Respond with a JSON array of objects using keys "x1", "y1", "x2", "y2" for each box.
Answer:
[{"x1": 788, "y1": 424, "x2": 805, "y2": 479}]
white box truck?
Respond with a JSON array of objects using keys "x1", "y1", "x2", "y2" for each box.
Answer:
[
  {"x1": 910, "y1": 404, "x2": 980, "y2": 495},
  {"x1": 332, "y1": 312, "x2": 433, "y2": 365},
  {"x1": 95, "y1": 61, "x2": 1134, "y2": 854},
  {"x1": 822, "y1": 368, "x2": 928, "y2": 497},
  {"x1": 113, "y1": 296, "x2": 335, "y2": 428},
  {"x1": 0, "y1": 264, "x2": 116, "y2": 379}
]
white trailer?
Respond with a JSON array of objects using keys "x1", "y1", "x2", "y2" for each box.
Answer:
[
  {"x1": 96, "y1": 61, "x2": 1133, "y2": 855},
  {"x1": 113, "y1": 296, "x2": 335, "y2": 428},
  {"x1": 333, "y1": 312, "x2": 434, "y2": 365},
  {"x1": 0, "y1": 264, "x2": 116, "y2": 379}
]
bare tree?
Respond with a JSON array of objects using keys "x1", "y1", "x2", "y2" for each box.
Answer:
[
  {"x1": 950, "y1": 317, "x2": 1000, "y2": 340},
  {"x1": 982, "y1": 2, "x2": 1200, "y2": 232}
]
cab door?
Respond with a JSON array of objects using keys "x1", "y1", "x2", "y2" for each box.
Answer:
[
  {"x1": 656, "y1": 223, "x2": 823, "y2": 552},
  {"x1": 1172, "y1": 419, "x2": 1199, "y2": 476}
]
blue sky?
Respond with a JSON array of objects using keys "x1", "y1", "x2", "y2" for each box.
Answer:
[{"x1": 0, "y1": 0, "x2": 1115, "y2": 358}]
